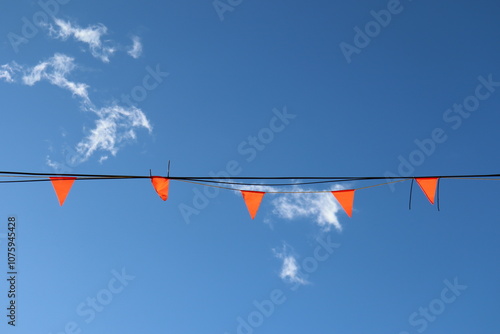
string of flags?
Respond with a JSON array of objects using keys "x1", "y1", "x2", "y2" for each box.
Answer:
[{"x1": 1, "y1": 170, "x2": 497, "y2": 219}]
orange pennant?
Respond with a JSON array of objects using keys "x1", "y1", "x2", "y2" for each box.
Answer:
[
  {"x1": 332, "y1": 189, "x2": 355, "y2": 217},
  {"x1": 415, "y1": 177, "x2": 439, "y2": 204},
  {"x1": 151, "y1": 177, "x2": 169, "y2": 201},
  {"x1": 241, "y1": 191, "x2": 265, "y2": 219},
  {"x1": 50, "y1": 177, "x2": 76, "y2": 206}
]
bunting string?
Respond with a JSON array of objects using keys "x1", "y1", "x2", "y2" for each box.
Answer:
[
  {"x1": 1, "y1": 170, "x2": 499, "y2": 218},
  {"x1": 2, "y1": 171, "x2": 500, "y2": 181}
]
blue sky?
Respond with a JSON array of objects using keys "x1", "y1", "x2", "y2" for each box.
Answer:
[{"x1": 1, "y1": 0, "x2": 500, "y2": 333}]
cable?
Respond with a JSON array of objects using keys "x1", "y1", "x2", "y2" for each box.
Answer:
[{"x1": 0, "y1": 171, "x2": 500, "y2": 193}]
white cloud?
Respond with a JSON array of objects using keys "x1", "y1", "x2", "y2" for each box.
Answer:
[
  {"x1": 228, "y1": 183, "x2": 347, "y2": 230},
  {"x1": 0, "y1": 70, "x2": 12, "y2": 82},
  {"x1": 49, "y1": 18, "x2": 116, "y2": 63},
  {"x1": 74, "y1": 105, "x2": 152, "y2": 163},
  {"x1": 281, "y1": 256, "x2": 306, "y2": 284},
  {"x1": 0, "y1": 63, "x2": 21, "y2": 83},
  {"x1": 271, "y1": 185, "x2": 346, "y2": 231},
  {"x1": 22, "y1": 53, "x2": 90, "y2": 103},
  {"x1": 1, "y1": 54, "x2": 153, "y2": 167},
  {"x1": 46, "y1": 156, "x2": 66, "y2": 171},
  {"x1": 273, "y1": 243, "x2": 308, "y2": 285},
  {"x1": 127, "y1": 36, "x2": 143, "y2": 59},
  {"x1": 98, "y1": 156, "x2": 109, "y2": 164}
]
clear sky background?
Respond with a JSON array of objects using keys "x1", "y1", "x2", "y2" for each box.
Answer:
[{"x1": 0, "y1": 0, "x2": 500, "y2": 333}]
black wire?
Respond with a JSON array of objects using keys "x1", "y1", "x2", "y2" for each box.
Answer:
[
  {"x1": 174, "y1": 174, "x2": 500, "y2": 180},
  {"x1": 0, "y1": 177, "x2": 139, "y2": 184},
  {"x1": 0, "y1": 171, "x2": 145, "y2": 178},
  {"x1": 185, "y1": 178, "x2": 355, "y2": 187},
  {"x1": 0, "y1": 170, "x2": 492, "y2": 179},
  {"x1": 0, "y1": 171, "x2": 499, "y2": 187},
  {"x1": 437, "y1": 178, "x2": 441, "y2": 211},
  {"x1": 0, "y1": 179, "x2": 51, "y2": 183},
  {"x1": 409, "y1": 179, "x2": 414, "y2": 210}
]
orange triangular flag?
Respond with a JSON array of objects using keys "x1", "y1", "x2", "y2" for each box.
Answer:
[
  {"x1": 151, "y1": 177, "x2": 169, "y2": 201},
  {"x1": 332, "y1": 189, "x2": 355, "y2": 217},
  {"x1": 50, "y1": 177, "x2": 76, "y2": 206},
  {"x1": 241, "y1": 191, "x2": 265, "y2": 219},
  {"x1": 415, "y1": 177, "x2": 439, "y2": 204}
]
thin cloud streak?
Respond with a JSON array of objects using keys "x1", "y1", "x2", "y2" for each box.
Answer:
[
  {"x1": 49, "y1": 18, "x2": 116, "y2": 63},
  {"x1": 46, "y1": 156, "x2": 65, "y2": 171},
  {"x1": 21, "y1": 53, "x2": 90, "y2": 103},
  {"x1": 128, "y1": 36, "x2": 143, "y2": 59}
]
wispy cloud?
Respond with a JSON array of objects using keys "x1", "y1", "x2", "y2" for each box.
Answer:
[
  {"x1": 1, "y1": 53, "x2": 152, "y2": 166},
  {"x1": 21, "y1": 53, "x2": 90, "y2": 103},
  {"x1": 0, "y1": 63, "x2": 20, "y2": 82},
  {"x1": 227, "y1": 183, "x2": 347, "y2": 230},
  {"x1": 98, "y1": 156, "x2": 109, "y2": 164},
  {"x1": 127, "y1": 36, "x2": 143, "y2": 59},
  {"x1": 273, "y1": 243, "x2": 308, "y2": 285},
  {"x1": 46, "y1": 156, "x2": 65, "y2": 171},
  {"x1": 271, "y1": 185, "x2": 346, "y2": 231},
  {"x1": 49, "y1": 18, "x2": 116, "y2": 63},
  {"x1": 74, "y1": 104, "x2": 152, "y2": 163}
]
